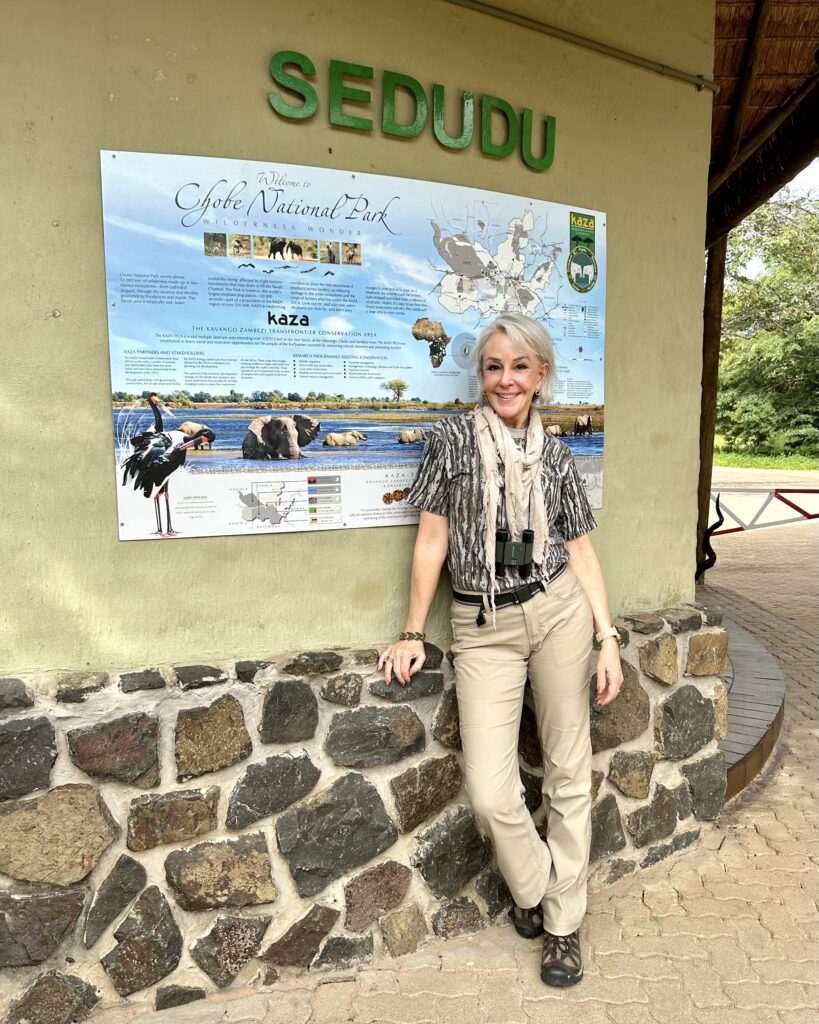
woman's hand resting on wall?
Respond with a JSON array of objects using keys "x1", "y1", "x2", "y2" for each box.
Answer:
[
  {"x1": 377, "y1": 640, "x2": 426, "y2": 686},
  {"x1": 594, "y1": 638, "x2": 624, "y2": 705}
]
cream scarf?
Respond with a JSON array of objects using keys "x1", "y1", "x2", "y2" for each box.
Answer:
[{"x1": 473, "y1": 403, "x2": 548, "y2": 616}]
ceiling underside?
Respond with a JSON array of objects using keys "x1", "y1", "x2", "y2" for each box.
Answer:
[{"x1": 707, "y1": 0, "x2": 819, "y2": 246}]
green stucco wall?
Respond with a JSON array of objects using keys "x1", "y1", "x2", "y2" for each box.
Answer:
[{"x1": 0, "y1": 0, "x2": 715, "y2": 673}]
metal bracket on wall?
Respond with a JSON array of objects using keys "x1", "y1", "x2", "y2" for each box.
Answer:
[{"x1": 442, "y1": 0, "x2": 719, "y2": 94}]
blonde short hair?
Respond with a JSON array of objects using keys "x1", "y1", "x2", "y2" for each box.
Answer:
[{"x1": 474, "y1": 313, "x2": 557, "y2": 404}]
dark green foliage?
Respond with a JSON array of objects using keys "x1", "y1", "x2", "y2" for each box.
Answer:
[{"x1": 718, "y1": 190, "x2": 819, "y2": 456}]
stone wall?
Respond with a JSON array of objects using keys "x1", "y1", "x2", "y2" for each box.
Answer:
[{"x1": 0, "y1": 605, "x2": 728, "y2": 1020}]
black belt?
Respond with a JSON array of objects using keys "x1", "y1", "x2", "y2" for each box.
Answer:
[{"x1": 453, "y1": 564, "x2": 567, "y2": 626}]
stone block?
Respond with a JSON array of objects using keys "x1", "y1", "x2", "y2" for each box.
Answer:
[
  {"x1": 625, "y1": 785, "x2": 678, "y2": 847},
  {"x1": 276, "y1": 773, "x2": 398, "y2": 897},
  {"x1": 312, "y1": 933, "x2": 374, "y2": 971},
  {"x1": 655, "y1": 685, "x2": 715, "y2": 759},
  {"x1": 713, "y1": 681, "x2": 728, "y2": 741},
  {"x1": 681, "y1": 751, "x2": 727, "y2": 820},
  {"x1": 693, "y1": 601, "x2": 723, "y2": 626},
  {"x1": 174, "y1": 664, "x2": 229, "y2": 690},
  {"x1": 639, "y1": 828, "x2": 700, "y2": 868},
  {"x1": 590, "y1": 660, "x2": 650, "y2": 753},
  {"x1": 660, "y1": 607, "x2": 703, "y2": 633},
  {"x1": 0, "y1": 716, "x2": 56, "y2": 801},
  {"x1": 606, "y1": 859, "x2": 636, "y2": 883},
  {"x1": 0, "y1": 677, "x2": 33, "y2": 712},
  {"x1": 622, "y1": 612, "x2": 664, "y2": 634},
  {"x1": 324, "y1": 705, "x2": 425, "y2": 767},
  {"x1": 3, "y1": 972, "x2": 98, "y2": 1024},
  {"x1": 431, "y1": 896, "x2": 484, "y2": 937},
  {"x1": 518, "y1": 702, "x2": 543, "y2": 767},
  {"x1": 520, "y1": 767, "x2": 542, "y2": 813},
  {"x1": 127, "y1": 787, "x2": 219, "y2": 851},
  {"x1": 369, "y1": 671, "x2": 444, "y2": 702},
  {"x1": 259, "y1": 678, "x2": 319, "y2": 743},
  {"x1": 165, "y1": 832, "x2": 277, "y2": 911},
  {"x1": 226, "y1": 752, "x2": 321, "y2": 829},
  {"x1": 0, "y1": 889, "x2": 85, "y2": 967},
  {"x1": 351, "y1": 648, "x2": 379, "y2": 666},
  {"x1": 120, "y1": 669, "x2": 165, "y2": 693},
  {"x1": 475, "y1": 869, "x2": 513, "y2": 919},
  {"x1": 686, "y1": 630, "x2": 729, "y2": 676},
  {"x1": 344, "y1": 860, "x2": 413, "y2": 932},
  {"x1": 638, "y1": 634, "x2": 679, "y2": 686},
  {"x1": 390, "y1": 753, "x2": 462, "y2": 832},
  {"x1": 420, "y1": 642, "x2": 444, "y2": 669},
  {"x1": 235, "y1": 659, "x2": 271, "y2": 683},
  {"x1": 380, "y1": 902, "x2": 428, "y2": 957},
  {"x1": 84, "y1": 854, "x2": 147, "y2": 948},
  {"x1": 282, "y1": 651, "x2": 343, "y2": 675},
  {"x1": 431, "y1": 686, "x2": 461, "y2": 749},
  {"x1": 591, "y1": 769, "x2": 604, "y2": 800},
  {"x1": 608, "y1": 750, "x2": 656, "y2": 799},
  {"x1": 101, "y1": 886, "x2": 182, "y2": 996},
  {"x1": 155, "y1": 986, "x2": 206, "y2": 1009},
  {"x1": 674, "y1": 782, "x2": 693, "y2": 820},
  {"x1": 320, "y1": 672, "x2": 363, "y2": 707},
  {"x1": 190, "y1": 914, "x2": 271, "y2": 987},
  {"x1": 56, "y1": 672, "x2": 108, "y2": 703},
  {"x1": 261, "y1": 904, "x2": 339, "y2": 967},
  {"x1": 411, "y1": 805, "x2": 490, "y2": 898},
  {"x1": 590, "y1": 793, "x2": 627, "y2": 863},
  {"x1": 175, "y1": 694, "x2": 252, "y2": 781},
  {"x1": 67, "y1": 713, "x2": 159, "y2": 789},
  {"x1": 0, "y1": 784, "x2": 117, "y2": 885}
]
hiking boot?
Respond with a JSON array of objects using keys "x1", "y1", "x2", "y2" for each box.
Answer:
[
  {"x1": 509, "y1": 903, "x2": 544, "y2": 939},
  {"x1": 540, "y1": 929, "x2": 583, "y2": 987}
]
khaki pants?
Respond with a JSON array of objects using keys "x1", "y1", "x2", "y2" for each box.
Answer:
[{"x1": 450, "y1": 566, "x2": 593, "y2": 935}]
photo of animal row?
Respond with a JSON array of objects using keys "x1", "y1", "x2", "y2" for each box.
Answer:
[
  {"x1": 241, "y1": 418, "x2": 427, "y2": 459},
  {"x1": 203, "y1": 233, "x2": 362, "y2": 265}
]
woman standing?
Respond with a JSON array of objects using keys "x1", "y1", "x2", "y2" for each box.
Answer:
[{"x1": 378, "y1": 313, "x2": 622, "y2": 987}]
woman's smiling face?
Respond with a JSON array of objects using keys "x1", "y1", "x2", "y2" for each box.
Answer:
[{"x1": 479, "y1": 332, "x2": 548, "y2": 429}]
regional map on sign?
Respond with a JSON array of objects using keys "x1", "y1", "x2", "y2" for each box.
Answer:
[{"x1": 432, "y1": 207, "x2": 561, "y2": 323}]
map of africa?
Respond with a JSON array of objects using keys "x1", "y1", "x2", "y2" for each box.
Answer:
[{"x1": 432, "y1": 209, "x2": 562, "y2": 321}]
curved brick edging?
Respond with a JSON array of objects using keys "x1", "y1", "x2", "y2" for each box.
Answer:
[
  {"x1": 721, "y1": 620, "x2": 785, "y2": 800},
  {"x1": 0, "y1": 607, "x2": 731, "y2": 1020}
]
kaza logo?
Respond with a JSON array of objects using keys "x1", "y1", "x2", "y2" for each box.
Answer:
[{"x1": 268, "y1": 311, "x2": 310, "y2": 326}]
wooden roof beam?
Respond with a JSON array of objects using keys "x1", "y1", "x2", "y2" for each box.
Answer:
[{"x1": 720, "y1": 0, "x2": 774, "y2": 167}]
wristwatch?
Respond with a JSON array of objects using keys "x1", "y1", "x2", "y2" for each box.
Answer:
[{"x1": 595, "y1": 625, "x2": 621, "y2": 645}]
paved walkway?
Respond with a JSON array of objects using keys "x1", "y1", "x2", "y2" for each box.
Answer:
[{"x1": 93, "y1": 520, "x2": 819, "y2": 1024}]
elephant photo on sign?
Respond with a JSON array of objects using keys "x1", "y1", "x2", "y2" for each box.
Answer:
[{"x1": 241, "y1": 415, "x2": 321, "y2": 459}]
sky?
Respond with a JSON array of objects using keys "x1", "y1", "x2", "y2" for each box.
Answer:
[{"x1": 781, "y1": 157, "x2": 819, "y2": 196}]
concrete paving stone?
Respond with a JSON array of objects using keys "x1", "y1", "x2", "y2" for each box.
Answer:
[
  {"x1": 357, "y1": 969, "x2": 400, "y2": 995},
  {"x1": 657, "y1": 914, "x2": 733, "y2": 938},
  {"x1": 681, "y1": 896, "x2": 758, "y2": 918},
  {"x1": 636, "y1": 979, "x2": 696, "y2": 1024},
  {"x1": 639, "y1": 891, "x2": 686, "y2": 917},
  {"x1": 434, "y1": 994, "x2": 493, "y2": 1024},
  {"x1": 398, "y1": 966, "x2": 472, "y2": 997},
  {"x1": 627, "y1": 934, "x2": 708, "y2": 960},
  {"x1": 352, "y1": 991, "x2": 438, "y2": 1023},
  {"x1": 597, "y1": 953, "x2": 678, "y2": 980},
  {"x1": 523, "y1": 999, "x2": 617, "y2": 1022},
  {"x1": 759, "y1": 904, "x2": 811, "y2": 939},
  {"x1": 750, "y1": 854, "x2": 816, "y2": 874},
  {"x1": 724, "y1": 980, "x2": 818, "y2": 1009},
  {"x1": 606, "y1": 1005, "x2": 658, "y2": 1024},
  {"x1": 308, "y1": 979, "x2": 358, "y2": 1023},
  {"x1": 476, "y1": 975, "x2": 527, "y2": 1023},
  {"x1": 587, "y1": 914, "x2": 630, "y2": 955},
  {"x1": 692, "y1": 1009, "x2": 781, "y2": 1024},
  {"x1": 558, "y1": 973, "x2": 649, "y2": 1004},
  {"x1": 700, "y1": 935, "x2": 757, "y2": 982},
  {"x1": 707, "y1": 881, "x2": 782, "y2": 903},
  {"x1": 748, "y1": 958, "x2": 819, "y2": 984},
  {"x1": 679, "y1": 961, "x2": 733, "y2": 1007},
  {"x1": 779, "y1": 1009, "x2": 819, "y2": 1024}
]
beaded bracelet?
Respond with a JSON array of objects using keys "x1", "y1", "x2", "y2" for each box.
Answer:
[{"x1": 398, "y1": 631, "x2": 426, "y2": 641}]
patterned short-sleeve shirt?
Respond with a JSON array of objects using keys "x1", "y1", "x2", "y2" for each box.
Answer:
[{"x1": 407, "y1": 415, "x2": 596, "y2": 592}]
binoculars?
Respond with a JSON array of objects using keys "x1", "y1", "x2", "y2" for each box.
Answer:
[{"x1": 495, "y1": 528, "x2": 535, "y2": 577}]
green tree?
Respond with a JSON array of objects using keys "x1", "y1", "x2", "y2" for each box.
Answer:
[
  {"x1": 718, "y1": 190, "x2": 819, "y2": 455},
  {"x1": 380, "y1": 379, "x2": 409, "y2": 402}
]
